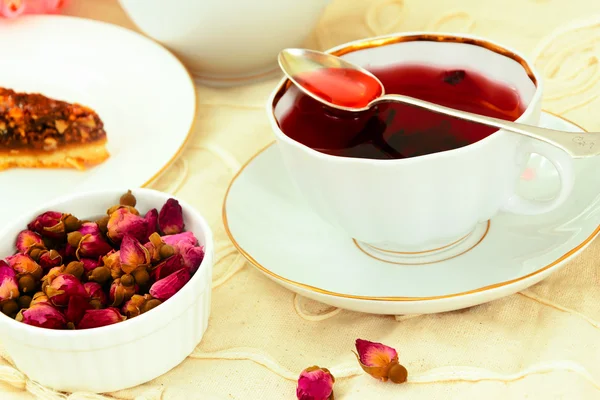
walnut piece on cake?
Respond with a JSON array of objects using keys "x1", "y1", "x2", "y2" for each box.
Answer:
[{"x1": 0, "y1": 88, "x2": 109, "y2": 171}]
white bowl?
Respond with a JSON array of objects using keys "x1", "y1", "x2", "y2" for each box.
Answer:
[
  {"x1": 118, "y1": 0, "x2": 331, "y2": 86},
  {"x1": 0, "y1": 188, "x2": 214, "y2": 393}
]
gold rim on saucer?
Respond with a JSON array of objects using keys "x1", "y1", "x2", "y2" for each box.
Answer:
[{"x1": 222, "y1": 112, "x2": 597, "y2": 302}]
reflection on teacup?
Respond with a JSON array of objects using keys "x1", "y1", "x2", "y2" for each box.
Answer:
[{"x1": 268, "y1": 33, "x2": 574, "y2": 253}]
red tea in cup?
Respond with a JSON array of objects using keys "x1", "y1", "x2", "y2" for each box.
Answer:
[{"x1": 278, "y1": 64, "x2": 526, "y2": 159}]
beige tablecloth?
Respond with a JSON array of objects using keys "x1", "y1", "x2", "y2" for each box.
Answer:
[{"x1": 3, "y1": 0, "x2": 600, "y2": 399}]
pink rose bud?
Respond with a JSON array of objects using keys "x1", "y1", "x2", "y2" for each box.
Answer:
[
  {"x1": 107, "y1": 208, "x2": 151, "y2": 244},
  {"x1": 151, "y1": 254, "x2": 185, "y2": 281},
  {"x1": 0, "y1": 264, "x2": 19, "y2": 302},
  {"x1": 84, "y1": 282, "x2": 107, "y2": 308},
  {"x1": 1, "y1": 0, "x2": 25, "y2": 18},
  {"x1": 15, "y1": 230, "x2": 44, "y2": 254},
  {"x1": 162, "y1": 231, "x2": 198, "y2": 248},
  {"x1": 122, "y1": 294, "x2": 161, "y2": 318},
  {"x1": 78, "y1": 222, "x2": 101, "y2": 236},
  {"x1": 161, "y1": 232, "x2": 204, "y2": 272},
  {"x1": 44, "y1": 274, "x2": 88, "y2": 307},
  {"x1": 77, "y1": 307, "x2": 126, "y2": 329},
  {"x1": 65, "y1": 295, "x2": 90, "y2": 325},
  {"x1": 149, "y1": 268, "x2": 190, "y2": 301},
  {"x1": 6, "y1": 254, "x2": 43, "y2": 280},
  {"x1": 17, "y1": 303, "x2": 66, "y2": 329},
  {"x1": 38, "y1": 250, "x2": 62, "y2": 271},
  {"x1": 58, "y1": 243, "x2": 77, "y2": 261},
  {"x1": 158, "y1": 199, "x2": 184, "y2": 235},
  {"x1": 296, "y1": 366, "x2": 335, "y2": 400},
  {"x1": 76, "y1": 233, "x2": 113, "y2": 259},
  {"x1": 102, "y1": 250, "x2": 123, "y2": 280},
  {"x1": 27, "y1": 211, "x2": 65, "y2": 239},
  {"x1": 109, "y1": 276, "x2": 137, "y2": 307},
  {"x1": 354, "y1": 339, "x2": 407, "y2": 383},
  {"x1": 145, "y1": 208, "x2": 158, "y2": 237},
  {"x1": 181, "y1": 244, "x2": 204, "y2": 273},
  {"x1": 80, "y1": 257, "x2": 100, "y2": 272},
  {"x1": 30, "y1": 291, "x2": 50, "y2": 306},
  {"x1": 119, "y1": 235, "x2": 150, "y2": 274}
]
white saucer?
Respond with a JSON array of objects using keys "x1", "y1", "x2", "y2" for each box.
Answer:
[{"x1": 223, "y1": 112, "x2": 600, "y2": 315}]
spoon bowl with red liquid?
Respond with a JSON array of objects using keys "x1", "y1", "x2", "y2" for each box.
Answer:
[{"x1": 278, "y1": 48, "x2": 600, "y2": 158}]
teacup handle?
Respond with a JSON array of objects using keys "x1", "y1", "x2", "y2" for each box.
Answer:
[{"x1": 502, "y1": 141, "x2": 575, "y2": 215}]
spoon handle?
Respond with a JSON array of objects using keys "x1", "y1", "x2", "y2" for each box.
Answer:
[{"x1": 375, "y1": 94, "x2": 598, "y2": 158}]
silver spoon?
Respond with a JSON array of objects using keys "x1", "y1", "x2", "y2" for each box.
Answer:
[{"x1": 278, "y1": 48, "x2": 599, "y2": 158}]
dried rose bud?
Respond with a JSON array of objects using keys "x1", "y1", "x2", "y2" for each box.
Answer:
[
  {"x1": 28, "y1": 247, "x2": 45, "y2": 261},
  {"x1": 119, "y1": 235, "x2": 150, "y2": 274},
  {"x1": 63, "y1": 215, "x2": 82, "y2": 232},
  {"x1": 15, "y1": 230, "x2": 44, "y2": 254},
  {"x1": 122, "y1": 294, "x2": 145, "y2": 318},
  {"x1": 17, "y1": 295, "x2": 32, "y2": 309},
  {"x1": 31, "y1": 291, "x2": 50, "y2": 306},
  {"x1": 42, "y1": 265, "x2": 65, "y2": 290},
  {"x1": 145, "y1": 208, "x2": 158, "y2": 237},
  {"x1": 60, "y1": 243, "x2": 78, "y2": 261},
  {"x1": 1, "y1": 299, "x2": 18, "y2": 316},
  {"x1": 142, "y1": 298, "x2": 162, "y2": 313},
  {"x1": 107, "y1": 208, "x2": 151, "y2": 244},
  {"x1": 151, "y1": 254, "x2": 185, "y2": 281},
  {"x1": 354, "y1": 339, "x2": 407, "y2": 383},
  {"x1": 64, "y1": 261, "x2": 84, "y2": 280},
  {"x1": 158, "y1": 199, "x2": 184, "y2": 235},
  {"x1": 161, "y1": 232, "x2": 204, "y2": 272},
  {"x1": 78, "y1": 222, "x2": 101, "y2": 236},
  {"x1": 65, "y1": 295, "x2": 90, "y2": 324},
  {"x1": 76, "y1": 233, "x2": 113, "y2": 260},
  {"x1": 18, "y1": 275, "x2": 36, "y2": 293},
  {"x1": 107, "y1": 204, "x2": 139, "y2": 216},
  {"x1": 67, "y1": 231, "x2": 83, "y2": 248},
  {"x1": 296, "y1": 366, "x2": 335, "y2": 400},
  {"x1": 149, "y1": 268, "x2": 190, "y2": 301},
  {"x1": 27, "y1": 211, "x2": 66, "y2": 240},
  {"x1": 5, "y1": 254, "x2": 43, "y2": 280},
  {"x1": 96, "y1": 215, "x2": 110, "y2": 235},
  {"x1": 80, "y1": 258, "x2": 100, "y2": 273},
  {"x1": 102, "y1": 250, "x2": 122, "y2": 280},
  {"x1": 87, "y1": 266, "x2": 111, "y2": 284},
  {"x1": 84, "y1": 282, "x2": 107, "y2": 309},
  {"x1": 144, "y1": 233, "x2": 164, "y2": 263},
  {"x1": 131, "y1": 267, "x2": 150, "y2": 286},
  {"x1": 38, "y1": 249, "x2": 62, "y2": 272},
  {"x1": 16, "y1": 303, "x2": 66, "y2": 329},
  {"x1": 77, "y1": 307, "x2": 126, "y2": 329},
  {"x1": 109, "y1": 276, "x2": 137, "y2": 307},
  {"x1": 44, "y1": 274, "x2": 88, "y2": 307},
  {"x1": 119, "y1": 190, "x2": 137, "y2": 207},
  {"x1": 0, "y1": 265, "x2": 19, "y2": 302},
  {"x1": 180, "y1": 245, "x2": 205, "y2": 274},
  {"x1": 162, "y1": 231, "x2": 198, "y2": 248},
  {"x1": 159, "y1": 244, "x2": 174, "y2": 259},
  {"x1": 122, "y1": 294, "x2": 161, "y2": 318}
]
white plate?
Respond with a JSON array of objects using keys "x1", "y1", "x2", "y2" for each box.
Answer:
[
  {"x1": 224, "y1": 112, "x2": 600, "y2": 315},
  {"x1": 0, "y1": 15, "x2": 195, "y2": 222}
]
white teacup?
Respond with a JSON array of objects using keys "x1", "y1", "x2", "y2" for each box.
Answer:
[
  {"x1": 267, "y1": 33, "x2": 575, "y2": 253},
  {"x1": 118, "y1": 0, "x2": 330, "y2": 86}
]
